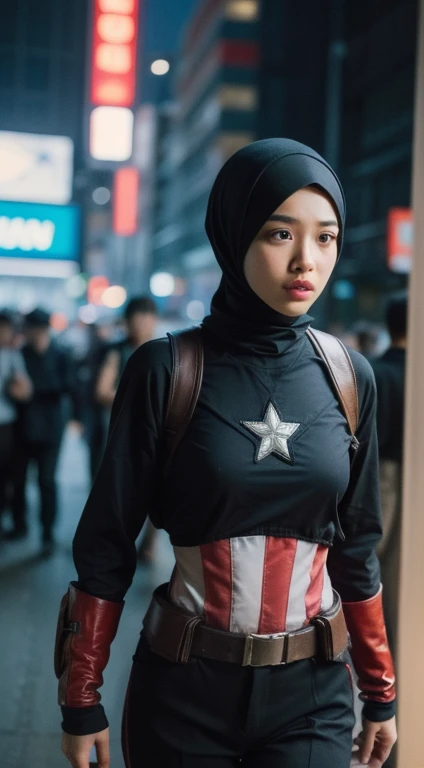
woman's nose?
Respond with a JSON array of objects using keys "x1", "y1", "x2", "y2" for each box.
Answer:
[{"x1": 291, "y1": 241, "x2": 315, "y2": 271}]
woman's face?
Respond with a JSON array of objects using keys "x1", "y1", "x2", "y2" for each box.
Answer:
[{"x1": 243, "y1": 187, "x2": 339, "y2": 316}]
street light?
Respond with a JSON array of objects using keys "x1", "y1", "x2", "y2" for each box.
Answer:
[{"x1": 150, "y1": 59, "x2": 170, "y2": 76}]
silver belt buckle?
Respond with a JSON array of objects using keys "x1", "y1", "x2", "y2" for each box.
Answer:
[{"x1": 241, "y1": 632, "x2": 288, "y2": 667}]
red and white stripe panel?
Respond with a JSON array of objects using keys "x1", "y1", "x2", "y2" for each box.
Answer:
[{"x1": 169, "y1": 536, "x2": 334, "y2": 635}]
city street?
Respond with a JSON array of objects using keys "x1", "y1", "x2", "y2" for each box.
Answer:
[
  {"x1": 0, "y1": 0, "x2": 419, "y2": 763},
  {"x1": 0, "y1": 426, "x2": 173, "y2": 768}
]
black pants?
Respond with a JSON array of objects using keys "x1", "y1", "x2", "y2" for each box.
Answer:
[
  {"x1": 12, "y1": 440, "x2": 61, "y2": 537},
  {"x1": 122, "y1": 636, "x2": 355, "y2": 767},
  {"x1": 0, "y1": 422, "x2": 16, "y2": 515}
]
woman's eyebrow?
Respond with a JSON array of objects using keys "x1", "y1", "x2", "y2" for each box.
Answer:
[
  {"x1": 268, "y1": 214, "x2": 339, "y2": 227},
  {"x1": 268, "y1": 214, "x2": 298, "y2": 224},
  {"x1": 319, "y1": 219, "x2": 339, "y2": 227}
]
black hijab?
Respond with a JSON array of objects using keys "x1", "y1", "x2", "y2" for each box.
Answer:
[{"x1": 202, "y1": 138, "x2": 345, "y2": 356}]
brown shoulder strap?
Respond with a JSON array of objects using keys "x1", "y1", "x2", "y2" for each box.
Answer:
[
  {"x1": 164, "y1": 327, "x2": 204, "y2": 465},
  {"x1": 306, "y1": 327, "x2": 359, "y2": 440}
]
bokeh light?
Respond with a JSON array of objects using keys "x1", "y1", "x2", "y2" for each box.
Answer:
[
  {"x1": 150, "y1": 272, "x2": 175, "y2": 297},
  {"x1": 186, "y1": 300, "x2": 205, "y2": 321},
  {"x1": 92, "y1": 186, "x2": 110, "y2": 205},
  {"x1": 78, "y1": 304, "x2": 97, "y2": 324},
  {"x1": 101, "y1": 284, "x2": 127, "y2": 308},
  {"x1": 66, "y1": 273, "x2": 87, "y2": 299},
  {"x1": 50, "y1": 312, "x2": 69, "y2": 332},
  {"x1": 150, "y1": 59, "x2": 170, "y2": 76},
  {"x1": 87, "y1": 275, "x2": 110, "y2": 305}
]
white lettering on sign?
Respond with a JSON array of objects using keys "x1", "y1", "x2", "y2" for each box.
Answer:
[{"x1": 0, "y1": 216, "x2": 55, "y2": 251}]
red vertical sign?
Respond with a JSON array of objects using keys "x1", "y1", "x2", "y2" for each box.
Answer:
[
  {"x1": 387, "y1": 208, "x2": 414, "y2": 273},
  {"x1": 90, "y1": 0, "x2": 139, "y2": 108},
  {"x1": 113, "y1": 167, "x2": 139, "y2": 235}
]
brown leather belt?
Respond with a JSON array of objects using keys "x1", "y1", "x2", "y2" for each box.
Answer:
[{"x1": 142, "y1": 583, "x2": 349, "y2": 667}]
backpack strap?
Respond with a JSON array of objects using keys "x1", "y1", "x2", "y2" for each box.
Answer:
[
  {"x1": 164, "y1": 327, "x2": 204, "y2": 466},
  {"x1": 306, "y1": 327, "x2": 359, "y2": 444}
]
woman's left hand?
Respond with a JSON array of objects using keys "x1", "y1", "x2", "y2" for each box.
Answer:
[{"x1": 354, "y1": 716, "x2": 397, "y2": 766}]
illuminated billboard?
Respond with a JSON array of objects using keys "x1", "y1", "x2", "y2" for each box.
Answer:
[
  {"x1": 0, "y1": 132, "x2": 73, "y2": 204},
  {"x1": 87, "y1": 0, "x2": 140, "y2": 164},
  {"x1": 0, "y1": 201, "x2": 80, "y2": 266}
]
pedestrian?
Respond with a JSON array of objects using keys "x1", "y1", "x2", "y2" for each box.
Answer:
[
  {"x1": 351, "y1": 321, "x2": 382, "y2": 360},
  {"x1": 0, "y1": 311, "x2": 32, "y2": 531},
  {"x1": 10, "y1": 308, "x2": 76, "y2": 555},
  {"x1": 73, "y1": 323, "x2": 110, "y2": 484},
  {"x1": 95, "y1": 295, "x2": 158, "y2": 410},
  {"x1": 95, "y1": 295, "x2": 158, "y2": 561},
  {"x1": 372, "y1": 292, "x2": 407, "y2": 658},
  {"x1": 56, "y1": 139, "x2": 396, "y2": 768}
]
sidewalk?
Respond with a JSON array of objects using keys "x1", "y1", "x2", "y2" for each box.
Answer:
[{"x1": 0, "y1": 427, "x2": 173, "y2": 768}]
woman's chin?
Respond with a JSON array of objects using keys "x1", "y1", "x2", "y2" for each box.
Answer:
[{"x1": 273, "y1": 300, "x2": 313, "y2": 317}]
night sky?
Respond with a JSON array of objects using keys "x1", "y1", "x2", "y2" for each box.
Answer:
[{"x1": 140, "y1": 0, "x2": 202, "y2": 103}]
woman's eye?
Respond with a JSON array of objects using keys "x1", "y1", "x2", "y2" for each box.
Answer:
[
  {"x1": 319, "y1": 233, "x2": 335, "y2": 244},
  {"x1": 272, "y1": 229, "x2": 291, "y2": 241}
]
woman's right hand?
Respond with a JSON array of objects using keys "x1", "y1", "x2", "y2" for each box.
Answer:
[{"x1": 61, "y1": 727, "x2": 110, "y2": 768}]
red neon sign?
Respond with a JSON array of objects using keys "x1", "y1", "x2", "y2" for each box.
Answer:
[
  {"x1": 90, "y1": 0, "x2": 139, "y2": 107},
  {"x1": 112, "y1": 167, "x2": 139, "y2": 235},
  {"x1": 387, "y1": 207, "x2": 413, "y2": 273}
]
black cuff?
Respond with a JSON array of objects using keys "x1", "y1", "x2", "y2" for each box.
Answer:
[
  {"x1": 361, "y1": 697, "x2": 396, "y2": 722},
  {"x1": 61, "y1": 704, "x2": 109, "y2": 735}
]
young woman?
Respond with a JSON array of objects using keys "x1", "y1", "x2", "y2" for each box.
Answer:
[{"x1": 56, "y1": 139, "x2": 397, "y2": 768}]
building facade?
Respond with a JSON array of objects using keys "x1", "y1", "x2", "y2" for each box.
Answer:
[
  {"x1": 0, "y1": 0, "x2": 87, "y2": 155},
  {"x1": 334, "y1": 0, "x2": 417, "y2": 330},
  {"x1": 150, "y1": 0, "x2": 261, "y2": 317},
  {"x1": 150, "y1": 0, "x2": 418, "y2": 330}
]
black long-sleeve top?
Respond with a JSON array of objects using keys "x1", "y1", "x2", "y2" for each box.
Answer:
[{"x1": 64, "y1": 326, "x2": 389, "y2": 733}]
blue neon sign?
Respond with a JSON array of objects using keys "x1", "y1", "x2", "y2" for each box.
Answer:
[{"x1": 0, "y1": 201, "x2": 80, "y2": 261}]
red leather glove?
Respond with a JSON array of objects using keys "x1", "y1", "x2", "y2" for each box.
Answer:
[
  {"x1": 342, "y1": 588, "x2": 396, "y2": 704},
  {"x1": 55, "y1": 584, "x2": 123, "y2": 707}
]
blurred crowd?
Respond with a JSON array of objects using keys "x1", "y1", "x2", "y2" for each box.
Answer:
[
  {"x1": 0, "y1": 291, "x2": 408, "y2": 643},
  {"x1": 0, "y1": 296, "x2": 158, "y2": 559}
]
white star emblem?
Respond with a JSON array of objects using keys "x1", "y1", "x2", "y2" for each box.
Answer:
[{"x1": 242, "y1": 402, "x2": 300, "y2": 463}]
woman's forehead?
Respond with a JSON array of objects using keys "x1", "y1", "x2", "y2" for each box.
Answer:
[{"x1": 270, "y1": 187, "x2": 339, "y2": 222}]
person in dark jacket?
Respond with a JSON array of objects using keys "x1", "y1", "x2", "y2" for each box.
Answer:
[
  {"x1": 0, "y1": 311, "x2": 32, "y2": 530},
  {"x1": 56, "y1": 140, "x2": 396, "y2": 768},
  {"x1": 72, "y1": 323, "x2": 109, "y2": 485},
  {"x1": 95, "y1": 296, "x2": 158, "y2": 410},
  {"x1": 95, "y1": 296, "x2": 158, "y2": 561},
  {"x1": 372, "y1": 293, "x2": 407, "y2": 656},
  {"x1": 10, "y1": 308, "x2": 75, "y2": 554}
]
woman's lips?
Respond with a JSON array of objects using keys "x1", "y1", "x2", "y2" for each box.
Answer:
[{"x1": 285, "y1": 287, "x2": 313, "y2": 301}]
